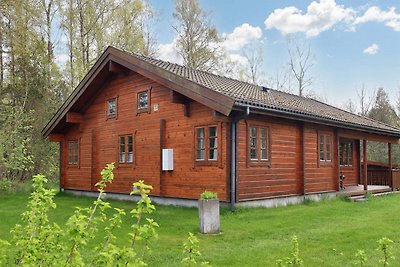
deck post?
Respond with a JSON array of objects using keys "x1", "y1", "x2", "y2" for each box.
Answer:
[
  {"x1": 363, "y1": 140, "x2": 368, "y2": 191},
  {"x1": 388, "y1": 143, "x2": 393, "y2": 190}
]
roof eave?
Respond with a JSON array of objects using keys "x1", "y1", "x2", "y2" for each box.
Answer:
[{"x1": 234, "y1": 102, "x2": 400, "y2": 139}]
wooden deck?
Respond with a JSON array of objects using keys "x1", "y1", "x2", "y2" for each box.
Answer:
[{"x1": 337, "y1": 185, "x2": 392, "y2": 197}]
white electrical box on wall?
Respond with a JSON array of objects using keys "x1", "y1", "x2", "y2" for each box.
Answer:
[{"x1": 162, "y1": 149, "x2": 174, "y2": 171}]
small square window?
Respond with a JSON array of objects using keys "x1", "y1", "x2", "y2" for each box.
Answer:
[
  {"x1": 107, "y1": 98, "x2": 117, "y2": 118},
  {"x1": 137, "y1": 91, "x2": 149, "y2": 110}
]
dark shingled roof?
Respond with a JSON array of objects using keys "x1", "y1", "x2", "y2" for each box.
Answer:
[{"x1": 133, "y1": 52, "x2": 400, "y2": 135}]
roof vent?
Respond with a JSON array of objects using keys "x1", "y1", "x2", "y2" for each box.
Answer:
[{"x1": 261, "y1": 86, "x2": 270, "y2": 92}]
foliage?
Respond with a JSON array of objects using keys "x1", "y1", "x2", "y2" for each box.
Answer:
[
  {"x1": 173, "y1": 0, "x2": 222, "y2": 72},
  {"x1": 0, "y1": 163, "x2": 161, "y2": 266},
  {"x1": 200, "y1": 191, "x2": 218, "y2": 200},
  {"x1": 354, "y1": 249, "x2": 367, "y2": 267},
  {"x1": 0, "y1": 100, "x2": 34, "y2": 180},
  {"x1": 182, "y1": 232, "x2": 210, "y2": 267},
  {"x1": 276, "y1": 236, "x2": 303, "y2": 267},
  {"x1": 0, "y1": 178, "x2": 13, "y2": 193},
  {"x1": 377, "y1": 237, "x2": 394, "y2": 266}
]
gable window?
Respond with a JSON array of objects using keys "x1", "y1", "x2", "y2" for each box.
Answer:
[
  {"x1": 248, "y1": 125, "x2": 270, "y2": 164},
  {"x1": 319, "y1": 133, "x2": 332, "y2": 163},
  {"x1": 137, "y1": 90, "x2": 149, "y2": 112},
  {"x1": 107, "y1": 98, "x2": 117, "y2": 118},
  {"x1": 339, "y1": 141, "x2": 353, "y2": 166},
  {"x1": 119, "y1": 135, "x2": 133, "y2": 163},
  {"x1": 195, "y1": 125, "x2": 218, "y2": 163},
  {"x1": 68, "y1": 140, "x2": 79, "y2": 165}
]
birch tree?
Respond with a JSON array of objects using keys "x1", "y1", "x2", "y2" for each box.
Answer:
[
  {"x1": 287, "y1": 37, "x2": 314, "y2": 97},
  {"x1": 173, "y1": 0, "x2": 221, "y2": 71}
]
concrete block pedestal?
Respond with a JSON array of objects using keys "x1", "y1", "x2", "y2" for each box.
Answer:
[{"x1": 198, "y1": 199, "x2": 220, "y2": 234}]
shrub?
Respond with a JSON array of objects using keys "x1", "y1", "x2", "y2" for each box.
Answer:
[
  {"x1": 200, "y1": 191, "x2": 218, "y2": 200},
  {"x1": 0, "y1": 163, "x2": 159, "y2": 266},
  {"x1": 0, "y1": 179, "x2": 13, "y2": 193}
]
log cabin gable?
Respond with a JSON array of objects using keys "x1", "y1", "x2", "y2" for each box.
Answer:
[{"x1": 42, "y1": 47, "x2": 235, "y2": 138}]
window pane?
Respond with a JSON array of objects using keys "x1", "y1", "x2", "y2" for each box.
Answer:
[
  {"x1": 196, "y1": 149, "x2": 205, "y2": 160},
  {"x1": 260, "y1": 149, "x2": 267, "y2": 160},
  {"x1": 339, "y1": 144, "x2": 343, "y2": 165},
  {"x1": 250, "y1": 127, "x2": 258, "y2": 160},
  {"x1": 260, "y1": 128, "x2": 268, "y2": 160},
  {"x1": 138, "y1": 92, "x2": 148, "y2": 109},
  {"x1": 127, "y1": 135, "x2": 133, "y2": 163},
  {"x1": 208, "y1": 127, "x2": 217, "y2": 160},
  {"x1": 319, "y1": 135, "x2": 325, "y2": 161},
  {"x1": 119, "y1": 136, "x2": 125, "y2": 163},
  {"x1": 196, "y1": 128, "x2": 205, "y2": 160},
  {"x1": 209, "y1": 149, "x2": 217, "y2": 160},
  {"x1": 326, "y1": 136, "x2": 331, "y2": 161},
  {"x1": 250, "y1": 149, "x2": 257, "y2": 160},
  {"x1": 107, "y1": 99, "x2": 116, "y2": 116},
  {"x1": 196, "y1": 128, "x2": 205, "y2": 139},
  {"x1": 209, "y1": 126, "x2": 217, "y2": 137},
  {"x1": 250, "y1": 127, "x2": 257, "y2": 138}
]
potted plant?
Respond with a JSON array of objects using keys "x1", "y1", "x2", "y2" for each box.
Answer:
[{"x1": 198, "y1": 191, "x2": 220, "y2": 234}]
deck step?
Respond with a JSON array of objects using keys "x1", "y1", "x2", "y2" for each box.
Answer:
[{"x1": 349, "y1": 195, "x2": 368, "y2": 202}]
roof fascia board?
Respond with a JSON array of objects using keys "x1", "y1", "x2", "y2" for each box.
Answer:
[{"x1": 42, "y1": 52, "x2": 112, "y2": 137}]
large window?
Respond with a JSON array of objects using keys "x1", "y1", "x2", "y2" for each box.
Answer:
[
  {"x1": 107, "y1": 98, "x2": 117, "y2": 118},
  {"x1": 119, "y1": 135, "x2": 133, "y2": 163},
  {"x1": 248, "y1": 125, "x2": 270, "y2": 164},
  {"x1": 319, "y1": 133, "x2": 332, "y2": 163},
  {"x1": 195, "y1": 126, "x2": 218, "y2": 162},
  {"x1": 339, "y1": 141, "x2": 353, "y2": 166},
  {"x1": 68, "y1": 140, "x2": 79, "y2": 165}
]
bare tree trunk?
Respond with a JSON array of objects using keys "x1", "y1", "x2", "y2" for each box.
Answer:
[
  {"x1": 68, "y1": 0, "x2": 74, "y2": 91},
  {"x1": 0, "y1": 19, "x2": 3, "y2": 95},
  {"x1": 287, "y1": 37, "x2": 314, "y2": 97},
  {"x1": 45, "y1": 0, "x2": 54, "y2": 90}
]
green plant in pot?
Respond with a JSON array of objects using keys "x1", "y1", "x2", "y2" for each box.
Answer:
[{"x1": 198, "y1": 190, "x2": 220, "y2": 234}]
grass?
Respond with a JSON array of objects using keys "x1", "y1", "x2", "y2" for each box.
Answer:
[{"x1": 1, "y1": 191, "x2": 400, "y2": 266}]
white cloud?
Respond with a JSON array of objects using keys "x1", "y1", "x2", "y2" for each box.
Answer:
[
  {"x1": 227, "y1": 53, "x2": 249, "y2": 66},
  {"x1": 264, "y1": 0, "x2": 355, "y2": 37},
  {"x1": 354, "y1": 6, "x2": 400, "y2": 31},
  {"x1": 222, "y1": 23, "x2": 262, "y2": 51},
  {"x1": 363, "y1": 43, "x2": 379, "y2": 55},
  {"x1": 157, "y1": 39, "x2": 183, "y2": 64}
]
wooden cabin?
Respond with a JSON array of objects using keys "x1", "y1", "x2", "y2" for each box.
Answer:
[{"x1": 42, "y1": 46, "x2": 400, "y2": 207}]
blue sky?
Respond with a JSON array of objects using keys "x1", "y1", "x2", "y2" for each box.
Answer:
[{"x1": 148, "y1": 0, "x2": 400, "y2": 109}]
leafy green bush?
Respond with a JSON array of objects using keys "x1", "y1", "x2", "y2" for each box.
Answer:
[
  {"x1": 0, "y1": 163, "x2": 159, "y2": 266},
  {"x1": 200, "y1": 191, "x2": 218, "y2": 200},
  {"x1": 0, "y1": 179, "x2": 13, "y2": 193}
]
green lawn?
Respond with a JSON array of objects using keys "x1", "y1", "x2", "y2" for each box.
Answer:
[{"x1": 1, "y1": 192, "x2": 400, "y2": 266}]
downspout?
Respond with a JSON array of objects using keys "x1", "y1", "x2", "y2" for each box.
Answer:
[
  {"x1": 59, "y1": 142, "x2": 62, "y2": 192},
  {"x1": 230, "y1": 105, "x2": 250, "y2": 211}
]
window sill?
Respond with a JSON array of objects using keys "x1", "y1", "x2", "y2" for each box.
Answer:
[
  {"x1": 117, "y1": 163, "x2": 134, "y2": 168},
  {"x1": 67, "y1": 164, "x2": 79, "y2": 168},
  {"x1": 194, "y1": 160, "x2": 219, "y2": 167},
  {"x1": 340, "y1": 165, "x2": 353, "y2": 170},
  {"x1": 136, "y1": 108, "x2": 150, "y2": 115},
  {"x1": 319, "y1": 161, "x2": 333, "y2": 167},
  {"x1": 247, "y1": 160, "x2": 271, "y2": 167}
]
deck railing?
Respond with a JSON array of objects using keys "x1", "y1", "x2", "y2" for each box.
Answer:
[
  {"x1": 367, "y1": 169, "x2": 390, "y2": 186},
  {"x1": 367, "y1": 168, "x2": 400, "y2": 188}
]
